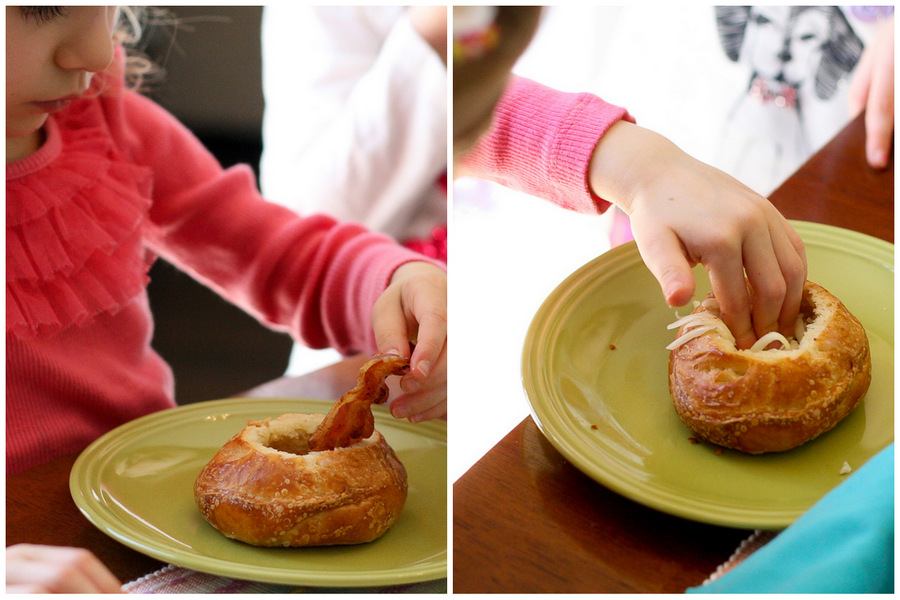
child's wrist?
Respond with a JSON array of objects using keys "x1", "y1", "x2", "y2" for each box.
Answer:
[{"x1": 588, "y1": 121, "x2": 680, "y2": 214}]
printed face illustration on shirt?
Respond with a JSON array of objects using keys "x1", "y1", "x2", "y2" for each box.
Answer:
[
  {"x1": 742, "y1": 7, "x2": 829, "y2": 86},
  {"x1": 712, "y1": 6, "x2": 866, "y2": 193},
  {"x1": 715, "y1": 6, "x2": 863, "y2": 101}
]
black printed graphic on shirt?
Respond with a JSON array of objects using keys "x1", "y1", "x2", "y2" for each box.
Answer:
[
  {"x1": 716, "y1": 6, "x2": 863, "y2": 102},
  {"x1": 712, "y1": 6, "x2": 864, "y2": 192}
]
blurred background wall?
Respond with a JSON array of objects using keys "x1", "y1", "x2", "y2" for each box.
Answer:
[
  {"x1": 143, "y1": 6, "x2": 292, "y2": 405},
  {"x1": 149, "y1": 6, "x2": 264, "y2": 140}
]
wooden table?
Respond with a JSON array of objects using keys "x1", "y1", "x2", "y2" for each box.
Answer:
[
  {"x1": 6, "y1": 354, "x2": 369, "y2": 586},
  {"x1": 452, "y1": 112, "x2": 893, "y2": 593}
]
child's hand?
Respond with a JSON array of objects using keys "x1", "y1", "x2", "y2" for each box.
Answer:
[
  {"x1": 590, "y1": 121, "x2": 807, "y2": 349},
  {"x1": 6, "y1": 544, "x2": 122, "y2": 593},
  {"x1": 371, "y1": 261, "x2": 447, "y2": 422}
]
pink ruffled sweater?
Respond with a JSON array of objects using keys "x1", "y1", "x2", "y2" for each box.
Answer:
[
  {"x1": 6, "y1": 63, "x2": 435, "y2": 474},
  {"x1": 462, "y1": 76, "x2": 633, "y2": 213}
]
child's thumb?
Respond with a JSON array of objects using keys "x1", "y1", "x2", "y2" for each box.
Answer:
[
  {"x1": 371, "y1": 291, "x2": 412, "y2": 359},
  {"x1": 636, "y1": 230, "x2": 696, "y2": 307}
]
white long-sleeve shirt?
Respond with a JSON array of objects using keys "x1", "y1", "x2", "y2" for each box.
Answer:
[{"x1": 260, "y1": 6, "x2": 447, "y2": 241}]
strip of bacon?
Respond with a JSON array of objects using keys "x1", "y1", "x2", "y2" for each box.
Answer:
[{"x1": 308, "y1": 353, "x2": 411, "y2": 451}]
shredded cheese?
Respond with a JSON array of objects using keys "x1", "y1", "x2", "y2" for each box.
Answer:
[
  {"x1": 667, "y1": 307, "x2": 806, "y2": 353},
  {"x1": 665, "y1": 325, "x2": 715, "y2": 351},
  {"x1": 748, "y1": 331, "x2": 793, "y2": 352},
  {"x1": 665, "y1": 311, "x2": 735, "y2": 351}
]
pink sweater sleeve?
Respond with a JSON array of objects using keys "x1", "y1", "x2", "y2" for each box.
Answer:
[
  {"x1": 107, "y1": 90, "x2": 438, "y2": 355},
  {"x1": 461, "y1": 76, "x2": 634, "y2": 214}
]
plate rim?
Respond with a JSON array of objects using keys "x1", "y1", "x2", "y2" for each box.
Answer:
[
  {"x1": 522, "y1": 220, "x2": 893, "y2": 529},
  {"x1": 70, "y1": 396, "x2": 447, "y2": 586}
]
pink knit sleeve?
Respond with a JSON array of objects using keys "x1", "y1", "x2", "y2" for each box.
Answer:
[{"x1": 460, "y1": 76, "x2": 634, "y2": 214}]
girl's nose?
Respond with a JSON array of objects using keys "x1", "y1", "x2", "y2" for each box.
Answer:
[{"x1": 54, "y1": 7, "x2": 117, "y2": 75}]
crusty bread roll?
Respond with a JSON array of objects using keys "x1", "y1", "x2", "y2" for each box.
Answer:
[
  {"x1": 668, "y1": 281, "x2": 871, "y2": 453},
  {"x1": 194, "y1": 413, "x2": 407, "y2": 546}
]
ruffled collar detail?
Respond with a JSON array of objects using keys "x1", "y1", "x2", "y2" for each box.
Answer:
[{"x1": 7, "y1": 93, "x2": 154, "y2": 338}]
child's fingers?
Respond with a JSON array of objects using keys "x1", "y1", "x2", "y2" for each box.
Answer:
[
  {"x1": 709, "y1": 279, "x2": 754, "y2": 350},
  {"x1": 7, "y1": 545, "x2": 122, "y2": 593},
  {"x1": 371, "y1": 288, "x2": 413, "y2": 359},
  {"x1": 407, "y1": 301, "x2": 447, "y2": 379},
  {"x1": 391, "y1": 387, "x2": 447, "y2": 422},
  {"x1": 771, "y1": 220, "x2": 807, "y2": 337},
  {"x1": 740, "y1": 228, "x2": 789, "y2": 342},
  {"x1": 10, "y1": 561, "x2": 103, "y2": 594},
  {"x1": 709, "y1": 215, "x2": 805, "y2": 349},
  {"x1": 371, "y1": 262, "x2": 447, "y2": 414},
  {"x1": 704, "y1": 248, "x2": 755, "y2": 350},
  {"x1": 390, "y1": 262, "x2": 447, "y2": 377},
  {"x1": 635, "y1": 227, "x2": 696, "y2": 307},
  {"x1": 741, "y1": 216, "x2": 806, "y2": 342},
  {"x1": 392, "y1": 345, "x2": 446, "y2": 422},
  {"x1": 409, "y1": 398, "x2": 447, "y2": 423}
]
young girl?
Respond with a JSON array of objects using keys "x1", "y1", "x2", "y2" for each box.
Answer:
[
  {"x1": 7, "y1": 6, "x2": 445, "y2": 591},
  {"x1": 454, "y1": 6, "x2": 807, "y2": 350}
]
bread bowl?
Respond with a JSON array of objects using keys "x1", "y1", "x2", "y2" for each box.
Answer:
[
  {"x1": 667, "y1": 281, "x2": 871, "y2": 453},
  {"x1": 194, "y1": 413, "x2": 408, "y2": 546}
]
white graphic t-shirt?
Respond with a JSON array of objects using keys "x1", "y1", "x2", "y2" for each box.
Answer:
[{"x1": 515, "y1": 5, "x2": 891, "y2": 195}]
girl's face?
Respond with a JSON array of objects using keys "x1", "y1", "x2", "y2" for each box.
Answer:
[{"x1": 6, "y1": 6, "x2": 117, "y2": 155}]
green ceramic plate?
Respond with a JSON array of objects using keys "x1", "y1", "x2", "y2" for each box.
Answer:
[
  {"x1": 70, "y1": 397, "x2": 446, "y2": 586},
  {"x1": 522, "y1": 221, "x2": 893, "y2": 529}
]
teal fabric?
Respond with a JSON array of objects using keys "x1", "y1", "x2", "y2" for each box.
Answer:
[{"x1": 689, "y1": 443, "x2": 894, "y2": 593}]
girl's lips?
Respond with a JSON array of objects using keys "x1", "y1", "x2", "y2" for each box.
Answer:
[{"x1": 31, "y1": 98, "x2": 72, "y2": 113}]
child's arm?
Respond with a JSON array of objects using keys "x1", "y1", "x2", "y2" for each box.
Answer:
[
  {"x1": 110, "y1": 91, "x2": 431, "y2": 353},
  {"x1": 588, "y1": 120, "x2": 807, "y2": 349},
  {"x1": 458, "y1": 75, "x2": 631, "y2": 212},
  {"x1": 107, "y1": 88, "x2": 447, "y2": 418},
  {"x1": 461, "y1": 76, "x2": 806, "y2": 349}
]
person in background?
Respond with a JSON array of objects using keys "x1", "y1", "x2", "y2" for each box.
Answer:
[
  {"x1": 712, "y1": 6, "x2": 892, "y2": 192},
  {"x1": 845, "y1": 7, "x2": 893, "y2": 168},
  {"x1": 538, "y1": 5, "x2": 893, "y2": 197},
  {"x1": 260, "y1": 6, "x2": 448, "y2": 375},
  {"x1": 515, "y1": 6, "x2": 892, "y2": 247},
  {"x1": 6, "y1": 6, "x2": 446, "y2": 592}
]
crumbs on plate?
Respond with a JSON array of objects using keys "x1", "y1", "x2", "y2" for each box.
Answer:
[{"x1": 687, "y1": 436, "x2": 724, "y2": 455}]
